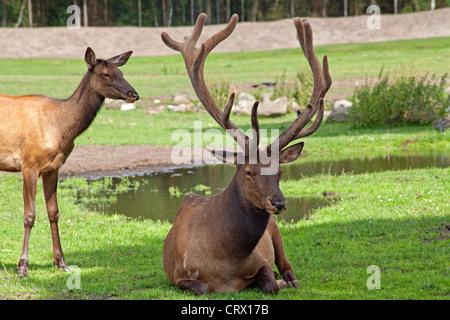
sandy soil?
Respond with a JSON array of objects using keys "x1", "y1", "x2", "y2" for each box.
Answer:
[
  {"x1": 58, "y1": 145, "x2": 220, "y2": 179},
  {"x1": 0, "y1": 8, "x2": 449, "y2": 59},
  {"x1": 2, "y1": 9, "x2": 449, "y2": 178}
]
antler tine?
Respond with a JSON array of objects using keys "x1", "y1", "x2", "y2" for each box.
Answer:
[
  {"x1": 268, "y1": 18, "x2": 332, "y2": 152},
  {"x1": 162, "y1": 13, "x2": 250, "y2": 153},
  {"x1": 250, "y1": 101, "x2": 260, "y2": 148}
]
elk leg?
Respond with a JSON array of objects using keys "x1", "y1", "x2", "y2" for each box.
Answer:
[
  {"x1": 17, "y1": 170, "x2": 38, "y2": 277},
  {"x1": 42, "y1": 171, "x2": 69, "y2": 272},
  {"x1": 176, "y1": 279, "x2": 210, "y2": 295},
  {"x1": 255, "y1": 264, "x2": 280, "y2": 294},
  {"x1": 272, "y1": 224, "x2": 301, "y2": 289}
]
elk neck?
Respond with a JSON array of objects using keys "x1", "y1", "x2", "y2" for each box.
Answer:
[
  {"x1": 216, "y1": 173, "x2": 271, "y2": 259},
  {"x1": 58, "y1": 71, "x2": 105, "y2": 141}
]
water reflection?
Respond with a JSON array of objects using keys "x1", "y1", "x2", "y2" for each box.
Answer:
[{"x1": 74, "y1": 151, "x2": 449, "y2": 222}]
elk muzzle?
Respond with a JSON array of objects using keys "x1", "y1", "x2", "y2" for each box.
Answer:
[
  {"x1": 126, "y1": 90, "x2": 140, "y2": 102},
  {"x1": 264, "y1": 196, "x2": 286, "y2": 214}
]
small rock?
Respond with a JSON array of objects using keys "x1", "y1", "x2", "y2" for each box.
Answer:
[
  {"x1": 333, "y1": 99, "x2": 353, "y2": 109},
  {"x1": 167, "y1": 103, "x2": 197, "y2": 112},
  {"x1": 326, "y1": 106, "x2": 351, "y2": 122},
  {"x1": 432, "y1": 116, "x2": 449, "y2": 132},
  {"x1": 258, "y1": 96, "x2": 288, "y2": 117},
  {"x1": 120, "y1": 103, "x2": 136, "y2": 111},
  {"x1": 233, "y1": 92, "x2": 256, "y2": 115},
  {"x1": 172, "y1": 91, "x2": 197, "y2": 106}
]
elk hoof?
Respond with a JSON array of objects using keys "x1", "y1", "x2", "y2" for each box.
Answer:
[
  {"x1": 276, "y1": 279, "x2": 287, "y2": 290},
  {"x1": 53, "y1": 259, "x2": 70, "y2": 272},
  {"x1": 17, "y1": 266, "x2": 28, "y2": 278},
  {"x1": 17, "y1": 259, "x2": 29, "y2": 278},
  {"x1": 262, "y1": 281, "x2": 280, "y2": 294},
  {"x1": 288, "y1": 280, "x2": 301, "y2": 289}
]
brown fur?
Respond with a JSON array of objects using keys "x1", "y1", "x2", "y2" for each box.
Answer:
[
  {"x1": 163, "y1": 159, "x2": 301, "y2": 294},
  {"x1": 162, "y1": 14, "x2": 331, "y2": 294},
  {"x1": 0, "y1": 47, "x2": 138, "y2": 277}
]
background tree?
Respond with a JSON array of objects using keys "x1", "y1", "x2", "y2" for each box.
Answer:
[{"x1": 1, "y1": 0, "x2": 448, "y2": 27}]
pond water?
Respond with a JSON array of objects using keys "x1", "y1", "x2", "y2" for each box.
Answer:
[{"x1": 73, "y1": 151, "x2": 449, "y2": 222}]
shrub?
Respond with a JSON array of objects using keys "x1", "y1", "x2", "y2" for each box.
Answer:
[
  {"x1": 273, "y1": 69, "x2": 313, "y2": 108},
  {"x1": 350, "y1": 73, "x2": 449, "y2": 128}
]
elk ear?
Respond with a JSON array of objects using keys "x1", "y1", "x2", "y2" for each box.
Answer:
[
  {"x1": 85, "y1": 47, "x2": 97, "y2": 70},
  {"x1": 279, "y1": 142, "x2": 304, "y2": 164},
  {"x1": 209, "y1": 149, "x2": 239, "y2": 164},
  {"x1": 108, "y1": 51, "x2": 133, "y2": 67}
]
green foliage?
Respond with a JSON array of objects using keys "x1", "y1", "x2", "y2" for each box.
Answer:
[
  {"x1": 272, "y1": 69, "x2": 313, "y2": 110},
  {"x1": 206, "y1": 77, "x2": 230, "y2": 109},
  {"x1": 350, "y1": 73, "x2": 449, "y2": 128}
]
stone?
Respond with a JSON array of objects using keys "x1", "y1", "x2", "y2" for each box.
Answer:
[
  {"x1": 167, "y1": 103, "x2": 197, "y2": 112},
  {"x1": 233, "y1": 92, "x2": 256, "y2": 115},
  {"x1": 120, "y1": 103, "x2": 136, "y2": 111},
  {"x1": 172, "y1": 91, "x2": 197, "y2": 106},
  {"x1": 333, "y1": 99, "x2": 353, "y2": 109},
  {"x1": 258, "y1": 96, "x2": 288, "y2": 117},
  {"x1": 432, "y1": 116, "x2": 450, "y2": 132},
  {"x1": 327, "y1": 106, "x2": 351, "y2": 122},
  {"x1": 104, "y1": 99, "x2": 123, "y2": 110}
]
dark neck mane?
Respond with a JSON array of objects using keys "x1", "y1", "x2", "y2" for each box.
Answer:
[{"x1": 217, "y1": 174, "x2": 271, "y2": 259}]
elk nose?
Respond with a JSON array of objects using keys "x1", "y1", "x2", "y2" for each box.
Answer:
[
  {"x1": 129, "y1": 91, "x2": 139, "y2": 101},
  {"x1": 270, "y1": 200, "x2": 286, "y2": 211}
]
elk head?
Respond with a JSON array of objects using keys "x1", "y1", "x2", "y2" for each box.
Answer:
[
  {"x1": 162, "y1": 14, "x2": 331, "y2": 215},
  {"x1": 83, "y1": 47, "x2": 139, "y2": 103}
]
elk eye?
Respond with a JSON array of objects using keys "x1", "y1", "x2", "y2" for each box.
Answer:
[
  {"x1": 103, "y1": 73, "x2": 110, "y2": 78},
  {"x1": 245, "y1": 170, "x2": 253, "y2": 178}
]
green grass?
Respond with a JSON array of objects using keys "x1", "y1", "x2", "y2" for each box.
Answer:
[
  {"x1": 0, "y1": 168, "x2": 448, "y2": 299},
  {"x1": 1, "y1": 37, "x2": 448, "y2": 150},
  {"x1": 0, "y1": 37, "x2": 449, "y2": 300},
  {"x1": 0, "y1": 37, "x2": 449, "y2": 99},
  {"x1": 73, "y1": 108, "x2": 450, "y2": 155}
]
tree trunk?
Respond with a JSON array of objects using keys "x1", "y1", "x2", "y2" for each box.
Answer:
[
  {"x1": 162, "y1": 0, "x2": 167, "y2": 26},
  {"x1": 206, "y1": 0, "x2": 211, "y2": 24},
  {"x1": 322, "y1": 0, "x2": 327, "y2": 17},
  {"x1": 103, "y1": 0, "x2": 108, "y2": 25},
  {"x1": 15, "y1": 0, "x2": 27, "y2": 28},
  {"x1": 28, "y1": 0, "x2": 32, "y2": 27},
  {"x1": 225, "y1": 0, "x2": 230, "y2": 20},
  {"x1": 2, "y1": 0, "x2": 6, "y2": 27},
  {"x1": 251, "y1": 0, "x2": 258, "y2": 21},
  {"x1": 83, "y1": 0, "x2": 88, "y2": 27},
  {"x1": 138, "y1": 0, "x2": 141, "y2": 26},
  {"x1": 343, "y1": 0, "x2": 347, "y2": 17},
  {"x1": 190, "y1": 0, "x2": 194, "y2": 25},
  {"x1": 216, "y1": 0, "x2": 220, "y2": 24},
  {"x1": 168, "y1": 0, "x2": 173, "y2": 26},
  {"x1": 241, "y1": 0, "x2": 245, "y2": 21}
]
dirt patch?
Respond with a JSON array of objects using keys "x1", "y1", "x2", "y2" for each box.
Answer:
[
  {"x1": 1, "y1": 9, "x2": 449, "y2": 59},
  {"x1": 58, "y1": 145, "x2": 218, "y2": 179}
]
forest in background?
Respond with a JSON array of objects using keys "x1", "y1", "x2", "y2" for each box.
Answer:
[{"x1": 1, "y1": 0, "x2": 449, "y2": 28}]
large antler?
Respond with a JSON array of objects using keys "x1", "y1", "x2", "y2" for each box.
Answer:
[
  {"x1": 268, "y1": 18, "x2": 332, "y2": 153},
  {"x1": 161, "y1": 13, "x2": 254, "y2": 154}
]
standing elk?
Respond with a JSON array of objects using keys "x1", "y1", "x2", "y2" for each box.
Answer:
[
  {"x1": 0, "y1": 47, "x2": 139, "y2": 277},
  {"x1": 161, "y1": 14, "x2": 331, "y2": 294}
]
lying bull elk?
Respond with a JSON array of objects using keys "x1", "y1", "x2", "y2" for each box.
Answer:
[
  {"x1": 161, "y1": 14, "x2": 331, "y2": 294},
  {"x1": 0, "y1": 47, "x2": 139, "y2": 277}
]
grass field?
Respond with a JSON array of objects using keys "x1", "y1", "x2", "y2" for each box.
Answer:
[
  {"x1": 0, "y1": 37, "x2": 449, "y2": 99},
  {"x1": 0, "y1": 37, "x2": 449, "y2": 300},
  {"x1": 0, "y1": 167, "x2": 448, "y2": 299}
]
